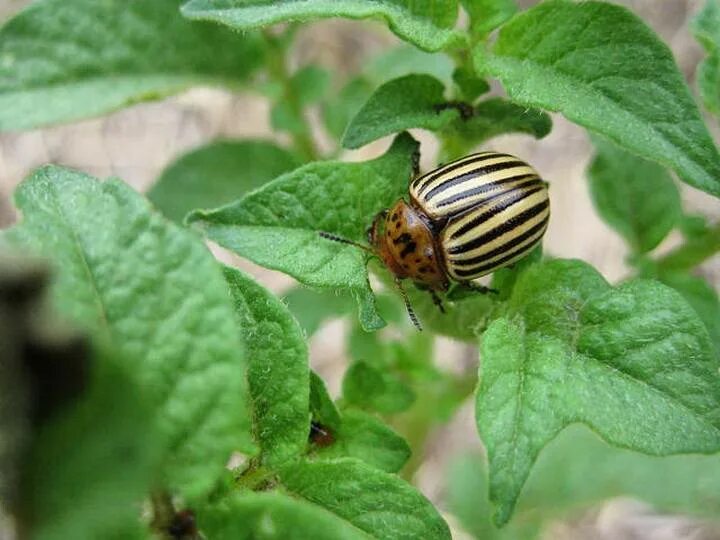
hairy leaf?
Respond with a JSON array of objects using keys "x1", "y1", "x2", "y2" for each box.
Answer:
[
  {"x1": 400, "y1": 270, "x2": 496, "y2": 340},
  {"x1": 448, "y1": 426, "x2": 720, "y2": 540},
  {"x1": 314, "y1": 409, "x2": 411, "y2": 473},
  {"x1": 149, "y1": 140, "x2": 299, "y2": 224},
  {"x1": 461, "y1": 0, "x2": 518, "y2": 37},
  {"x1": 698, "y1": 56, "x2": 720, "y2": 117},
  {"x1": 0, "y1": 0, "x2": 262, "y2": 130},
  {"x1": 188, "y1": 133, "x2": 420, "y2": 331},
  {"x1": 199, "y1": 491, "x2": 370, "y2": 540},
  {"x1": 342, "y1": 360, "x2": 416, "y2": 414},
  {"x1": 452, "y1": 66, "x2": 491, "y2": 102},
  {"x1": 656, "y1": 222, "x2": 720, "y2": 273},
  {"x1": 270, "y1": 65, "x2": 331, "y2": 135},
  {"x1": 693, "y1": 0, "x2": 720, "y2": 114},
  {"x1": 476, "y1": 259, "x2": 720, "y2": 525},
  {"x1": 489, "y1": 244, "x2": 543, "y2": 302},
  {"x1": 453, "y1": 98, "x2": 552, "y2": 145},
  {"x1": 658, "y1": 272, "x2": 720, "y2": 353},
  {"x1": 477, "y1": 0, "x2": 720, "y2": 197},
  {"x1": 284, "y1": 287, "x2": 354, "y2": 337},
  {"x1": 26, "y1": 351, "x2": 160, "y2": 540},
  {"x1": 322, "y1": 77, "x2": 375, "y2": 142},
  {"x1": 309, "y1": 370, "x2": 342, "y2": 429},
  {"x1": 366, "y1": 44, "x2": 455, "y2": 87},
  {"x1": 224, "y1": 266, "x2": 309, "y2": 466},
  {"x1": 364, "y1": 258, "x2": 495, "y2": 339},
  {"x1": 343, "y1": 75, "x2": 457, "y2": 149},
  {"x1": 4, "y1": 166, "x2": 252, "y2": 498},
  {"x1": 181, "y1": 0, "x2": 463, "y2": 52},
  {"x1": 279, "y1": 458, "x2": 451, "y2": 539},
  {"x1": 588, "y1": 138, "x2": 681, "y2": 253}
]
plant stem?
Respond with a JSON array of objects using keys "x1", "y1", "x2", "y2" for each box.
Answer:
[
  {"x1": 235, "y1": 463, "x2": 274, "y2": 491},
  {"x1": 150, "y1": 490, "x2": 175, "y2": 537},
  {"x1": 397, "y1": 371, "x2": 478, "y2": 482},
  {"x1": 657, "y1": 222, "x2": 720, "y2": 272},
  {"x1": 262, "y1": 30, "x2": 319, "y2": 162}
]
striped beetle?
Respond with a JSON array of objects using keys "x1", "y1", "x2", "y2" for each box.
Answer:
[{"x1": 321, "y1": 151, "x2": 549, "y2": 329}]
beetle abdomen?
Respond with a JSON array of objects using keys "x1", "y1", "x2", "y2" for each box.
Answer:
[
  {"x1": 442, "y1": 178, "x2": 549, "y2": 281},
  {"x1": 409, "y1": 152, "x2": 540, "y2": 219},
  {"x1": 408, "y1": 151, "x2": 549, "y2": 282}
]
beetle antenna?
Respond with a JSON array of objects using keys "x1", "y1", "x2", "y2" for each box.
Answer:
[
  {"x1": 318, "y1": 231, "x2": 374, "y2": 254},
  {"x1": 395, "y1": 278, "x2": 422, "y2": 331}
]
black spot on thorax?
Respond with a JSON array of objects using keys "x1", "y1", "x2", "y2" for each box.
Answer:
[
  {"x1": 400, "y1": 240, "x2": 417, "y2": 258},
  {"x1": 393, "y1": 232, "x2": 412, "y2": 245}
]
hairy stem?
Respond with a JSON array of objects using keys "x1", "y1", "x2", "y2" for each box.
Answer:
[{"x1": 263, "y1": 30, "x2": 319, "y2": 162}]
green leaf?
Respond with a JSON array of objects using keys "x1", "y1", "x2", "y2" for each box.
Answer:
[
  {"x1": 476, "y1": 259, "x2": 720, "y2": 525},
  {"x1": 698, "y1": 56, "x2": 720, "y2": 117},
  {"x1": 447, "y1": 426, "x2": 720, "y2": 540},
  {"x1": 292, "y1": 65, "x2": 331, "y2": 106},
  {"x1": 693, "y1": 0, "x2": 720, "y2": 115},
  {"x1": 524, "y1": 425, "x2": 720, "y2": 518},
  {"x1": 452, "y1": 98, "x2": 552, "y2": 145},
  {"x1": 342, "y1": 360, "x2": 416, "y2": 414},
  {"x1": 0, "y1": 0, "x2": 262, "y2": 131},
  {"x1": 4, "y1": 166, "x2": 252, "y2": 499},
  {"x1": 343, "y1": 75, "x2": 457, "y2": 149},
  {"x1": 310, "y1": 371, "x2": 342, "y2": 429},
  {"x1": 283, "y1": 287, "x2": 354, "y2": 337},
  {"x1": 278, "y1": 458, "x2": 451, "y2": 540},
  {"x1": 181, "y1": 0, "x2": 463, "y2": 53},
  {"x1": 656, "y1": 222, "x2": 720, "y2": 273},
  {"x1": 452, "y1": 66, "x2": 491, "y2": 102},
  {"x1": 476, "y1": 0, "x2": 720, "y2": 198},
  {"x1": 223, "y1": 266, "x2": 309, "y2": 466},
  {"x1": 588, "y1": 138, "x2": 681, "y2": 253},
  {"x1": 678, "y1": 213, "x2": 711, "y2": 239},
  {"x1": 366, "y1": 44, "x2": 455, "y2": 86},
  {"x1": 314, "y1": 409, "x2": 411, "y2": 473},
  {"x1": 26, "y1": 350, "x2": 160, "y2": 540},
  {"x1": 446, "y1": 455, "x2": 524, "y2": 540},
  {"x1": 658, "y1": 272, "x2": 720, "y2": 353},
  {"x1": 489, "y1": 244, "x2": 543, "y2": 302},
  {"x1": 149, "y1": 140, "x2": 299, "y2": 224},
  {"x1": 405, "y1": 282, "x2": 495, "y2": 341},
  {"x1": 461, "y1": 0, "x2": 517, "y2": 38},
  {"x1": 322, "y1": 77, "x2": 375, "y2": 142},
  {"x1": 187, "y1": 132, "x2": 420, "y2": 331},
  {"x1": 199, "y1": 491, "x2": 371, "y2": 540}
]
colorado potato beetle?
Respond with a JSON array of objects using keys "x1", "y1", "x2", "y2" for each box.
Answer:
[{"x1": 321, "y1": 151, "x2": 550, "y2": 329}]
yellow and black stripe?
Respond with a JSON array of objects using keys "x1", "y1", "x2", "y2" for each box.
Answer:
[
  {"x1": 410, "y1": 152, "x2": 549, "y2": 281},
  {"x1": 410, "y1": 152, "x2": 540, "y2": 219}
]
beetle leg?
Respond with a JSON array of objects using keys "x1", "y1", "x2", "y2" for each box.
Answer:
[
  {"x1": 463, "y1": 281, "x2": 499, "y2": 295},
  {"x1": 366, "y1": 209, "x2": 388, "y2": 245},
  {"x1": 429, "y1": 289, "x2": 446, "y2": 314},
  {"x1": 410, "y1": 148, "x2": 421, "y2": 179}
]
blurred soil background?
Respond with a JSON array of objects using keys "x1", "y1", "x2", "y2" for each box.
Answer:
[{"x1": 1, "y1": 0, "x2": 719, "y2": 539}]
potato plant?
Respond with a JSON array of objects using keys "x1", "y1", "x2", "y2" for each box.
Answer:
[{"x1": 1, "y1": 0, "x2": 719, "y2": 539}]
